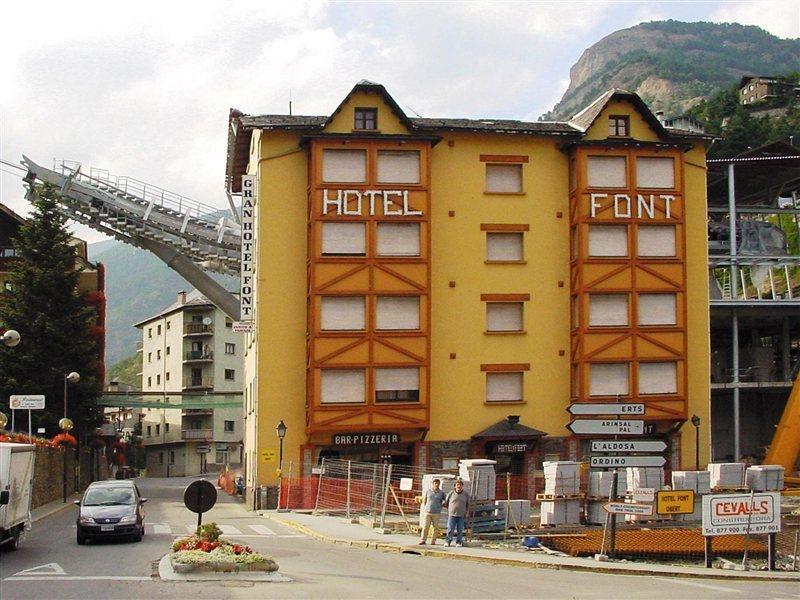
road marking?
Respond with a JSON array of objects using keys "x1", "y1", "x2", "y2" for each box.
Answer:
[
  {"x1": 6, "y1": 576, "x2": 151, "y2": 582},
  {"x1": 218, "y1": 524, "x2": 242, "y2": 535},
  {"x1": 150, "y1": 523, "x2": 171, "y2": 534},
  {"x1": 248, "y1": 524, "x2": 276, "y2": 535},
  {"x1": 653, "y1": 577, "x2": 742, "y2": 594},
  {"x1": 12, "y1": 563, "x2": 66, "y2": 577}
]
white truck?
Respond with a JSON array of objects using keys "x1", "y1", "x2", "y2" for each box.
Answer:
[{"x1": 0, "y1": 442, "x2": 36, "y2": 550}]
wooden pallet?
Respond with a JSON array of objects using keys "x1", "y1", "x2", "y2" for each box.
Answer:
[
  {"x1": 536, "y1": 493, "x2": 585, "y2": 501},
  {"x1": 711, "y1": 486, "x2": 749, "y2": 493}
]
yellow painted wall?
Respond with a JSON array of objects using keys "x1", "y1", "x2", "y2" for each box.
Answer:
[
  {"x1": 324, "y1": 90, "x2": 410, "y2": 135},
  {"x1": 679, "y1": 145, "x2": 711, "y2": 468},
  {"x1": 429, "y1": 133, "x2": 572, "y2": 440},
  {"x1": 583, "y1": 100, "x2": 661, "y2": 142}
]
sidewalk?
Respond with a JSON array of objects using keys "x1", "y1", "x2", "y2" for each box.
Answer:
[
  {"x1": 30, "y1": 493, "x2": 80, "y2": 523},
  {"x1": 262, "y1": 511, "x2": 799, "y2": 582}
]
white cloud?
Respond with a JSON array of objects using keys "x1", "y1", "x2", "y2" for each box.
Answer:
[{"x1": 711, "y1": 0, "x2": 800, "y2": 38}]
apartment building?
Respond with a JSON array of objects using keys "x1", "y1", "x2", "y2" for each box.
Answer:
[
  {"x1": 225, "y1": 81, "x2": 712, "y2": 501},
  {"x1": 138, "y1": 290, "x2": 243, "y2": 476}
]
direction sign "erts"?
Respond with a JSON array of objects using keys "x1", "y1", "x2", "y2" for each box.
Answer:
[{"x1": 568, "y1": 403, "x2": 645, "y2": 416}]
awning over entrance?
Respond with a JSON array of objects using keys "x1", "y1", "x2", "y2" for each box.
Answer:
[{"x1": 471, "y1": 415, "x2": 547, "y2": 442}]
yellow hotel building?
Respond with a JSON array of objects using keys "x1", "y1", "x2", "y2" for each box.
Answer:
[{"x1": 225, "y1": 81, "x2": 711, "y2": 501}]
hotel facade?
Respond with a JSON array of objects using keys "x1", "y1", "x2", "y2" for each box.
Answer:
[{"x1": 225, "y1": 82, "x2": 711, "y2": 500}]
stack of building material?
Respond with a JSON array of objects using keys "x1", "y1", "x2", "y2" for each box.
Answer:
[
  {"x1": 708, "y1": 463, "x2": 745, "y2": 489},
  {"x1": 626, "y1": 467, "x2": 664, "y2": 491},
  {"x1": 745, "y1": 465, "x2": 784, "y2": 491},
  {"x1": 671, "y1": 471, "x2": 711, "y2": 494},
  {"x1": 540, "y1": 461, "x2": 582, "y2": 526},
  {"x1": 585, "y1": 501, "x2": 608, "y2": 525},
  {"x1": 458, "y1": 459, "x2": 497, "y2": 502},
  {"x1": 588, "y1": 470, "x2": 628, "y2": 498},
  {"x1": 495, "y1": 499, "x2": 531, "y2": 528}
]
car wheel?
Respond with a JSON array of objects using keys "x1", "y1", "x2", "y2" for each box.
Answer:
[
  {"x1": 7, "y1": 527, "x2": 21, "y2": 551},
  {"x1": 76, "y1": 532, "x2": 87, "y2": 545},
  {"x1": 132, "y1": 530, "x2": 142, "y2": 543}
]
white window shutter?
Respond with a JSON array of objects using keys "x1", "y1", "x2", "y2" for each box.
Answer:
[
  {"x1": 486, "y1": 164, "x2": 522, "y2": 193},
  {"x1": 486, "y1": 303, "x2": 523, "y2": 331},
  {"x1": 589, "y1": 294, "x2": 628, "y2": 327},
  {"x1": 638, "y1": 293, "x2": 677, "y2": 326},
  {"x1": 637, "y1": 157, "x2": 675, "y2": 188},
  {"x1": 638, "y1": 362, "x2": 677, "y2": 394},
  {"x1": 376, "y1": 223, "x2": 420, "y2": 256},
  {"x1": 322, "y1": 222, "x2": 365, "y2": 255},
  {"x1": 322, "y1": 149, "x2": 366, "y2": 182},
  {"x1": 589, "y1": 363, "x2": 629, "y2": 396},
  {"x1": 486, "y1": 372, "x2": 523, "y2": 402},
  {"x1": 375, "y1": 368, "x2": 419, "y2": 391},
  {"x1": 587, "y1": 156, "x2": 627, "y2": 188},
  {"x1": 486, "y1": 232, "x2": 524, "y2": 261},
  {"x1": 321, "y1": 297, "x2": 365, "y2": 330},
  {"x1": 637, "y1": 226, "x2": 676, "y2": 257},
  {"x1": 588, "y1": 225, "x2": 627, "y2": 257},
  {"x1": 376, "y1": 296, "x2": 420, "y2": 330},
  {"x1": 321, "y1": 369, "x2": 365, "y2": 404},
  {"x1": 377, "y1": 151, "x2": 420, "y2": 184}
]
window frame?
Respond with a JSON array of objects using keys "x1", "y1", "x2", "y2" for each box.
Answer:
[
  {"x1": 374, "y1": 367, "x2": 421, "y2": 404},
  {"x1": 484, "y1": 163, "x2": 524, "y2": 195},
  {"x1": 224, "y1": 369, "x2": 235, "y2": 381},
  {"x1": 354, "y1": 107, "x2": 378, "y2": 131},
  {"x1": 485, "y1": 301, "x2": 525, "y2": 334},
  {"x1": 321, "y1": 221, "x2": 367, "y2": 257},
  {"x1": 608, "y1": 115, "x2": 630, "y2": 138},
  {"x1": 484, "y1": 228, "x2": 526, "y2": 264},
  {"x1": 485, "y1": 371, "x2": 525, "y2": 403}
]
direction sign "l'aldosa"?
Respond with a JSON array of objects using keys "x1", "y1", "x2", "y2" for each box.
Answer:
[
  {"x1": 567, "y1": 403, "x2": 645, "y2": 416},
  {"x1": 567, "y1": 420, "x2": 644, "y2": 435},
  {"x1": 591, "y1": 440, "x2": 667, "y2": 453}
]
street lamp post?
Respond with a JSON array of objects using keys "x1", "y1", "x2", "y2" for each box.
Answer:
[
  {"x1": 1, "y1": 330, "x2": 20, "y2": 432},
  {"x1": 691, "y1": 414, "x2": 701, "y2": 471},
  {"x1": 62, "y1": 372, "x2": 80, "y2": 503},
  {"x1": 276, "y1": 420, "x2": 287, "y2": 475}
]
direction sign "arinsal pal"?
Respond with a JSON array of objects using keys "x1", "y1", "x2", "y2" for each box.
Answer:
[
  {"x1": 567, "y1": 403, "x2": 645, "y2": 416},
  {"x1": 591, "y1": 440, "x2": 667, "y2": 453},
  {"x1": 567, "y1": 420, "x2": 644, "y2": 435},
  {"x1": 590, "y1": 455, "x2": 666, "y2": 468}
]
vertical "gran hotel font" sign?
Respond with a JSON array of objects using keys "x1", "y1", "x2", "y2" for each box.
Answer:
[{"x1": 240, "y1": 175, "x2": 256, "y2": 321}]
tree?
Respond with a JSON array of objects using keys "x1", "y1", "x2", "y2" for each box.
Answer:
[{"x1": 0, "y1": 184, "x2": 102, "y2": 439}]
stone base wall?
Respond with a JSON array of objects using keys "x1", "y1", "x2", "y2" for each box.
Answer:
[
  {"x1": 424, "y1": 441, "x2": 472, "y2": 471},
  {"x1": 31, "y1": 446, "x2": 109, "y2": 509}
]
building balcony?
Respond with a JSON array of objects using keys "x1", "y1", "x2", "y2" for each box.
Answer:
[
  {"x1": 184, "y1": 323, "x2": 213, "y2": 336},
  {"x1": 184, "y1": 350, "x2": 214, "y2": 362},
  {"x1": 182, "y1": 408, "x2": 214, "y2": 416},
  {"x1": 183, "y1": 377, "x2": 214, "y2": 391},
  {"x1": 181, "y1": 428, "x2": 213, "y2": 441}
]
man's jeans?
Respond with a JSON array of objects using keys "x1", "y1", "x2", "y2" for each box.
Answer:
[{"x1": 446, "y1": 515, "x2": 465, "y2": 544}]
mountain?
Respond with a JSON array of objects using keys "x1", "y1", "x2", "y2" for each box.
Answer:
[
  {"x1": 89, "y1": 241, "x2": 237, "y2": 369},
  {"x1": 543, "y1": 20, "x2": 800, "y2": 120}
]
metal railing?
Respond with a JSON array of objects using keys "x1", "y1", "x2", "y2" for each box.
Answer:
[
  {"x1": 183, "y1": 377, "x2": 214, "y2": 389},
  {"x1": 181, "y1": 428, "x2": 213, "y2": 441},
  {"x1": 185, "y1": 350, "x2": 214, "y2": 360},
  {"x1": 184, "y1": 323, "x2": 214, "y2": 335}
]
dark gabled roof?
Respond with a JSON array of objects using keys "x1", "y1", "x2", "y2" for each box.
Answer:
[
  {"x1": 472, "y1": 417, "x2": 547, "y2": 441},
  {"x1": 0, "y1": 202, "x2": 27, "y2": 226},
  {"x1": 239, "y1": 114, "x2": 327, "y2": 130},
  {"x1": 739, "y1": 75, "x2": 787, "y2": 88},
  {"x1": 411, "y1": 117, "x2": 578, "y2": 135},
  {"x1": 326, "y1": 80, "x2": 415, "y2": 130},
  {"x1": 735, "y1": 139, "x2": 800, "y2": 159},
  {"x1": 569, "y1": 89, "x2": 667, "y2": 135}
]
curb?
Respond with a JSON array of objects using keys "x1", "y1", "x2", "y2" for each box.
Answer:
[
  {"x1": 31, "y1": 495, "x2": 80, "y2": 523},
  {"x1": 266, "y1": 515, "x2": 800, "y2": 583}
]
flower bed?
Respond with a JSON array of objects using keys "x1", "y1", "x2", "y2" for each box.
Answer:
[{"x1": 169, "y1": 523, "x2": 278, "y2": 574}]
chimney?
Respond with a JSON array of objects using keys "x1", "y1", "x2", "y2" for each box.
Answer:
[
  {"x1": 655, "y1": 110, "x2": 665, "y2": 125},
  {"x1": 177, "y1": 290, "x2": 187, "y2": 305},
  {"x1": 506, "y1": 415, "x2": 520, "y2": 426}
]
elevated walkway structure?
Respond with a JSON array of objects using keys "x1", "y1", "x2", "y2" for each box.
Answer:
[{"x1": 21, "y1": 157, "x2": 242, "y2": 320}]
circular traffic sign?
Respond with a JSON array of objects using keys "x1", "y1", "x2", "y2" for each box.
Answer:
[{"x1": 183, "y1": 479, "x2": 217, "y2": 514}]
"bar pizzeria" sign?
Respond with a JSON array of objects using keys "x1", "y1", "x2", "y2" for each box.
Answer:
[{"x1": 332, "y1": 432, "x2": 401, "y2": 446}]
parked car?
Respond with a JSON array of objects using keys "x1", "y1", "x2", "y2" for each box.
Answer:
[{"x1": 75, "y1": 480, "x2": 146, "y2": 544}]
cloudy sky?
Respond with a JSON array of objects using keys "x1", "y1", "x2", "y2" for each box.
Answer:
[{"x1": 1, "y1": 0, "x2": 798, "y2": 243}]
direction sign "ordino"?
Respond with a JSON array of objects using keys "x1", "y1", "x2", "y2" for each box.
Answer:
[
  {"x1": 567, "y1": 420, "x2": 644, "y2": 435},
  {"x1": 567, "y1": 403, "x2": 645, "y2": 416},
  {"x1": 590, "y1": 455, "x2": 666, "y2": 468},
  {"x1": 591, "y1": 440, "x2": 667, "y2": 453}
]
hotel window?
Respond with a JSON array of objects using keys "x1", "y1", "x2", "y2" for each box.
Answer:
[
  {"x1": 608, "y1": 115, "x2": 630, "y2": 137},
  {"x1": 147, "y1": 376, "x2": 152, "y2": 387},
  {"x1": 376, "y1": 222, "x2": 420, "y2": 256},
  {"x1": 166, "y1": 320, "x2": 171, "y2": 330},
  {"x1": 225, "y1": 369, "x2": 235, "y2": 381},
  {"x1": 321, "y1": 222, "x2": 366, "y2": 256},
  {"x1": 486, "y1": 302, "x2": 524, "y2": 332},
  {"x1": 225, "y1": 343, "x2": 235, "y2": 355},
  {"x1": 226, "y1": 318, "x2": 233, "y2": 329},
  {"x1": 321, "y1": 296, "x2": 366, "y2": 331},
  {"x1": 588, "y1": 225, "x2": 628, "y2": 257},
  {"x1": 354, "y1": 107, "x2": 377, "y2": 131},
  {"x1": 486, "y1": 372, "x2": 523, "y2": 402},
  {"x1": 375, "y1": 368, "x2": 420, "y2": 402},
  {"x1": 166, "y1": 372, "x2": 170, "y2": 382},
  {"x1": 322, "y1": 149, "x2": 367, "y2": 183},
  {"x1": 589, "y1": 294, "x2": 629, "y2": 327},
  {"x1": 321, "y1": 369, "x2": 365, "y2": 404},
  {"x1": 637, "y1": 225, "x2": 676, "y2": 257},
  {"x1": 587, "y1": 156, "x2": 627, "y2": 188},
  {"x1": 485, "y1": 164, "x2": 523, "y2": 193},
  {"x1": 486, "y1": 232, "x2": 524, "y2": 262},
  {"x1": 148, "y1": 352, "x2": 152, "y2": 363},
  {"x1": 638, "y1": 362, "x2": 677, "y2": 395},
  {"x1": 589, "y1": 363, "x2": 629, "y2": 396},
  {"x1": 376, "y1": 296, "x2": 420, "y2": 330},
  {"x1": 377, "y1": 150, "x2": 420, "y2": 184},
  {"x1": 637, "y1": 157, "x2": 675, "y2": 189},
  {"x1": 638, "y1": 293, "x2": 677, "y2": 326},
  {"x1": 156, "y1": 374, "x2": 161, "y2": 385},
  {"x1": 166, "y1": 346, "x2": 170, "y2": 356},
  {"x1": 156, "y1": 424, "x2": 160, "y2": 435},
  {"x1": 148, "y1": 328, "x2": 152, "y2": 338}
]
